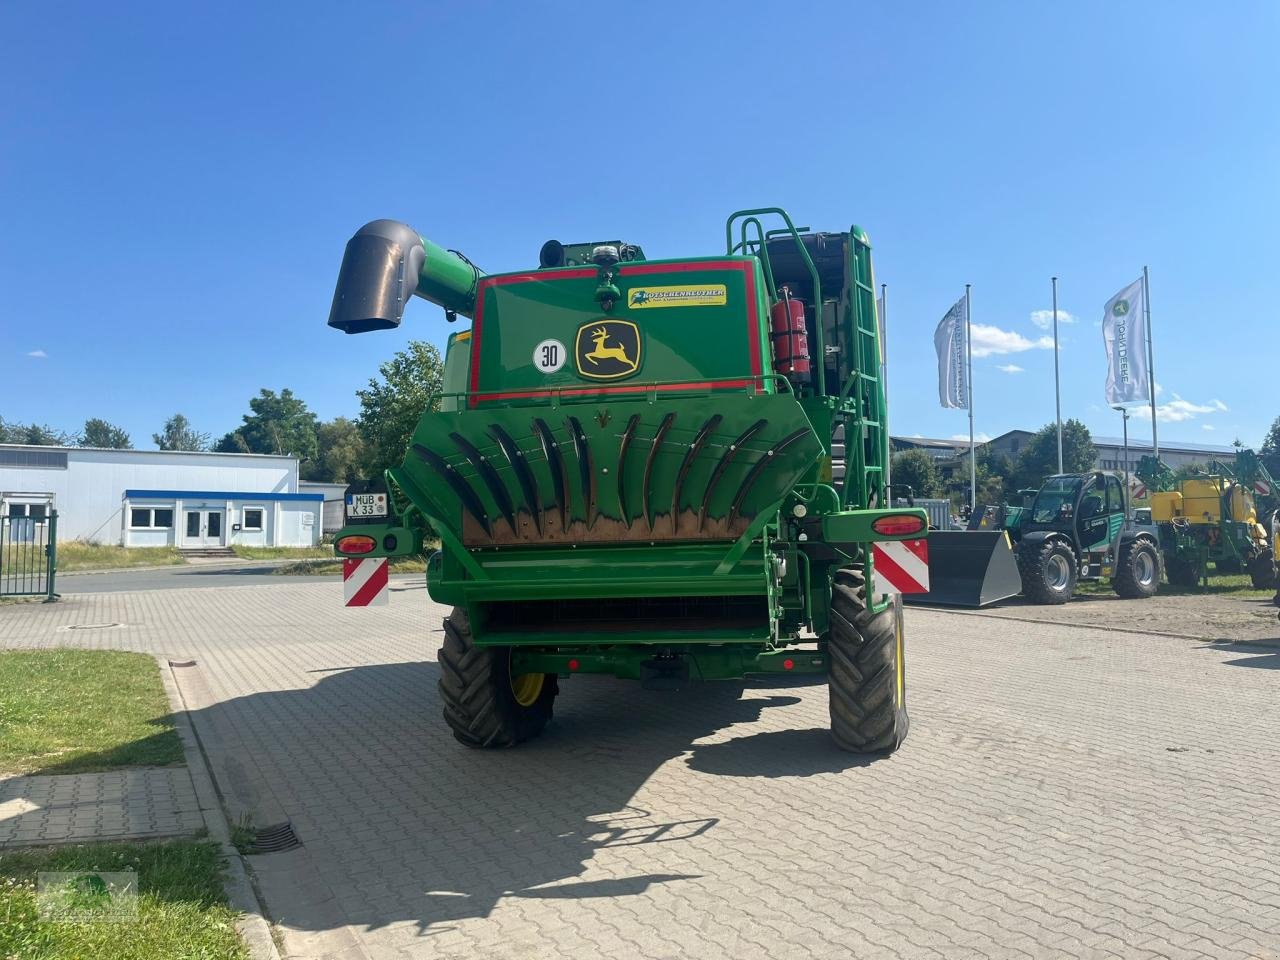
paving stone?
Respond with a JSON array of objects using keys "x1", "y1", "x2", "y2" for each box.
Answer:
[{"x1": 3, "y1": 580, "x2": 1279, "y2": 958}]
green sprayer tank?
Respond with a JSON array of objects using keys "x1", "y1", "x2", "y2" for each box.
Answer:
[{"x1": 328, "y1": 209, "x2": 927, "y2": 753}]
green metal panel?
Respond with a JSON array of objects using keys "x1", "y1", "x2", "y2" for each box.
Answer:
[{"x1": 469, "y1": 259, "x2": 769, "y2": 402}]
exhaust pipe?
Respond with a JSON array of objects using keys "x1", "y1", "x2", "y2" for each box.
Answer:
[{"x1": 327, "y1": 220, "x2": 484, "y2": 334}]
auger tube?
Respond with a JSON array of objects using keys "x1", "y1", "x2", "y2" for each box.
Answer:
[{"x1": 327, "y1": 219, "x2": 483, "y2": 333}]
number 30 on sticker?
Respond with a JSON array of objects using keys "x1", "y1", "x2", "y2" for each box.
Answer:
[{"x1": 532, "y1": 339, "x2": 566, "y2": 374}]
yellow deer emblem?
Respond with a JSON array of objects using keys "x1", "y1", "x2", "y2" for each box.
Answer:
[
  {"x1": 584, "y1": 326, "x2": 633, "y2": 366},
  {"x1": 575, "y1": 320, "x2": 641, "y2": 380}
]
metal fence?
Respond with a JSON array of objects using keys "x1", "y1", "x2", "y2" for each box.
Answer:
[{"x1": 0, "y1": 510, "x2": 58, "y2": 600}]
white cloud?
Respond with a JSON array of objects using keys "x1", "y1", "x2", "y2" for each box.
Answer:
[
  {"x1": 1202, "y1": 424, "x2": 1216, "y2": 431},
  {"x1": 1029, "y1": 309, "x2": 1078, "y2": 330},
  {"x1": 26, "y1": 349, "x2": 47, "y2": 359},
  {"x1": 969, "y1": 323, "x2": 1056, "y2": 358},
  {"x1": 997, "y1": 363, "x2": 1024, "y2": 374},
  {"x1": 1153, "y1": 394, "x2": 1229, "y2": 423},
  {"x1": 952, "y1": 432, "x2": 992, "y2": 442}
]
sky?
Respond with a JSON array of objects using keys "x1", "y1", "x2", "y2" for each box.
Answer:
[{"x1": 2, "y1": 2, "x2": 1277, "y2": 451}]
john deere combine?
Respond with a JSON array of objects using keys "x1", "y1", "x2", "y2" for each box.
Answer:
[{"x1": 327, "y1": 210, "x2": 927, "y2": 753}]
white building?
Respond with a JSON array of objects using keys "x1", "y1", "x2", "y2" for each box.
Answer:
[{"x1": 0, "y1": 445, "x2": 322, "y2": 549}]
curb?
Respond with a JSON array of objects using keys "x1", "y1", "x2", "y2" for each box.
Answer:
[{"x1": 158, "y1": 657, "x2": 283, "y2": 960}]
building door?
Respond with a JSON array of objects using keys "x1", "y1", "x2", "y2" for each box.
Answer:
[{"x1": 184, "y1": 510, "x2": 224, "y2": 548}]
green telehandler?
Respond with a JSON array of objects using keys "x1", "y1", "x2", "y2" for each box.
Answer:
[{"x1": 326, "y1": 210, "x2": 927, "y2": 753}]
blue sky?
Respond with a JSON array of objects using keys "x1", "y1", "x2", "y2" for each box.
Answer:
[{"x1": 3, "y1": 2, "x2": 1277, "y2": 450}]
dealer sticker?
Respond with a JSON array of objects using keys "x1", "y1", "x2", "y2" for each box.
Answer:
[{"x1": 628, "y1": 284, "x2": 727, "y2": 309}]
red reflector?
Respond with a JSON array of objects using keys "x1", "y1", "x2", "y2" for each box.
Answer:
[
  {"x1": 783, "y1": 658, "x2": 794, "y2": 671},
  {"x1": 872, "y1": 514, "x2": 926, "y2": 536},
  {"x1": 568, "y1": 659, "x2": 580, "y2": 671},
  {"x1": 337, "y1": 535, "x2": 376, "y2": 554}
]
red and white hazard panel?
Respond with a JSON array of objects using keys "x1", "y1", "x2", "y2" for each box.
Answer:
[
  {"x1": 1255, "y1": 479, "x2": 1271, "y2": 497},
  {"x1": 343, "y1": 558, "x2": 389, "y2": 607},
  {"x1": 872, "y1": 538, "x2": 930, "y2": 595}
]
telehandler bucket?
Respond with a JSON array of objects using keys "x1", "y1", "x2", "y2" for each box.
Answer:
[{"x1": 905, "y1": 530, "x2": 1021, "y2": 608}]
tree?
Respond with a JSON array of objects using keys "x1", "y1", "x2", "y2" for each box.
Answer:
[
  {"x1": 1012, "y1": 420, "x2": 1096, "y2": 490},
  {"x1": 0, "y1": 418, "x2": 76, "y2": 445},
  {"x1": 303, "y1": 417, "x2": 366, "y2": 483},
  {"x1": 1261, "y1": 416, "x2": 1280, "y2": 475},
  {"x1": 215, "y1": 388, "x2": 318, "y2": 461},
  {"x1": 153, "y1": 414, "x2": 210, "y2": 451},
  {"x1": 890, "y1": 449, "x2": 942, "y2": 499},
  {"x1": 357, "y1": 341, "x2": 445, "y2": 478},
  {"x1": 79, "y1": 418, "x2": 132, "y2": 449}
]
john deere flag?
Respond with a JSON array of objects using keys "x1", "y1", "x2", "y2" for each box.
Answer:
[
  {"x1": 1102, "y1": 278, "x2": 1150, "y2": 405},
  {"x1": 934, "y1": 296, "x2": 968, "y2": 409}
]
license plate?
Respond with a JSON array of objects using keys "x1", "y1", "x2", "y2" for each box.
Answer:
[{"x1": 346, "y1": 493, "x2": 388, "y2": 518}]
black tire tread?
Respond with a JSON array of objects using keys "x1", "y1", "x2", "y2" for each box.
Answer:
[
  {"x1": 1114, "y1": 540, "x2": 1159, "y2": 599},
  {"x1": 1249, "y1": 548, "x2": 1276, "y2": 590},
  {"x1": 827, "y1": 569, "x2": 908, "y2": 754},
  {"x1": 1017, "y1": 538, "x2": 1076, "y2": 605},
  {"x1": 437, "y1": 607, "x2": 556, "y2": 748}
]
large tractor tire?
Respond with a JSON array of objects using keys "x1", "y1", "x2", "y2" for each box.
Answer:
[
  {"x1": 828, "y1": 569, "x2": 908, "y2": 754},
  {"x1": 1249, "y1": 548, "x2": 1277, "y2": 590},
  {"x1": 1165, "y1": 556, "x2": 1201, "y2": 588},
  {"x1": 438, "y1": 607, "x2": 558, "y2": 748},
  {"x1": 1017, "y1": 538, "x2": 1077, "y2": 604},
  {"x1": 1114, "y1": 540, "x2": 1160, "y2": 599}
]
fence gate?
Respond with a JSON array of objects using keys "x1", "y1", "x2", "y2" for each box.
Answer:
[{"x1": 0, "y1": 509, "x2": 58, "y2": 600}]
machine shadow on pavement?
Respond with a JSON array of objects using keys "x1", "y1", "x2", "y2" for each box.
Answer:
[{"x1": 184, "y1": 660, "x2": 834, "y2": 937}]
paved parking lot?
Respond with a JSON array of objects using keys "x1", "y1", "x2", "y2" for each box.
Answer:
[{"x1": 2, "y1": 579, "x2": 1279, "y2": 959}]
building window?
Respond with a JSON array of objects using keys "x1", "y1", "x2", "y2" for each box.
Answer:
[
  {"x1": 0, "y1": 449, "x2": 67, "y2": 469},
  {"x1": 242, "y1": 507, "x2": 264, "y2": 531},
  {"x1": 6, "y1": 503, "x2": 49, "y2": 520},
  {"x1": 130, "y1": 507, "x2": 174, "y2": 529}
]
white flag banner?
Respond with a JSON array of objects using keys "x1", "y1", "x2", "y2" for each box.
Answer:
[
  {"x1": 934, "y1": 296, "x2": 968, "y2": 409},
  {"x1": 1102, "y1": 278, "x2": 1150, "y2": 405}
]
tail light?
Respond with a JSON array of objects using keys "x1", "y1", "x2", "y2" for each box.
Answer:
[
  {"x1": 872, "y1": 514, "x2": 926, "y2": 537},
  {"x1": 337, "y1": 535, "x2": 377, "y2": 554}
]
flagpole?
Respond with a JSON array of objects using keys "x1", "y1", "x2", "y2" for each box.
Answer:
[
  {"x1": 1052, "y1": 276, "x2": 1063, "y2": 473},
  {"x1": 965, "y1": 283, "x2": 975, "y2": 511},
  {"x1": 1143, "y1": 265, "x2": 1158, "y2": 458},
  {"x1": 881, "y1": 282, "x2": 891, "y2": 500},
  {"x1": 1118, "y1": 406, "x2": 1130, "y2": 520}
]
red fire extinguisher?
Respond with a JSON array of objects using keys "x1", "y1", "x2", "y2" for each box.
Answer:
[{"x1": 769, "y1": 285, "x2": 811, "y2": 382}]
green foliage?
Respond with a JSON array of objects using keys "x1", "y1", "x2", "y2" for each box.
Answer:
[
  {"x1": 890, "y1": 449, "x2": 942, "y2": 498},
  {"x1": 357, "y1": 340, "x2": 445, "y2": 479},
  {"x1": 215, "y1": 388, "x2": 318, "y2": 460},
  {"x1": 80, "y1": 418, "x2": 132, "y2": 449},
  {"x1": 304, "y1": 416, "x2": 366, "y2": 483},
  {"x1": 1011, "y1": 420, "x2": 1096, "y2": 490},
  {"x1": 1261, "y1": 416, "x2": 1280, "y2": 475},
  {"x1": 0, "y1": 649, "x2": 183, "y2": 775},
  {"x1": 0, "y1": 417, "x2": 76, "y2": 445},
  {"x1": 1173, "y1": 462, "x2": 1207, "y2": 482},
  {"x1": 153, "y1": 413, "x2": 210, "y2": 451},
  {"x1": 0, "y1": 840, "x2": 247, "y2": 960}
]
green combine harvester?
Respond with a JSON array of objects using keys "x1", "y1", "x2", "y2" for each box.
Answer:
[{"x1": 327, "y1": 210, "x2": 927, "y2": 753}]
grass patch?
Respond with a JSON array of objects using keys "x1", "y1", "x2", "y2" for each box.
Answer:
[
  {"x1": 0, "y1": 650, "x2": 183, "y2": 776},
  {"x1": 229, "y1": 545, "x2": 334, "y2": 560},
  {"x1": 1076, "y1": 572, "x2": 1273, "y2": 599},
  {"x1": 275, "y1": 556, "x2": 427, "y2": 576},
  {"x1": 0, "y1": 839, "x2": 247, "y2": 960},
  {"x1": 56, "y1": 542, "x2": 185, "y2": 572}
]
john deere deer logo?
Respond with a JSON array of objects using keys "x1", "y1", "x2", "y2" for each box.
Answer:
[{"x1": 575, "y1": 320, "x2": 641, "y2": 380}]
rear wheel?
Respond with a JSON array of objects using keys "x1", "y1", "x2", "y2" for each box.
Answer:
[
  {"x1": 827, "y1": 569, "x2": 908, "y2": 754},
  {"x1": 1017, "y1": 539, "x2": 1077, "y2": 604},
  {"x1": 438, "y1": 607, "x2": 558, "y2": 748},
  {"x1": 1249, "y1": 548, "x2": 1276, "y2": 589},
  {"x1": 1114, "y1": 540, "x2": 1159, "y2": 599},
  {"x1": 1165, "y1": 556, "x2": 1201, "y2": 588}
]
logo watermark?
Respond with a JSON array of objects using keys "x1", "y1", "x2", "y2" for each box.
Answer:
[{"x1": 37, "y1": 870, "x2": 138, "y2": 923}]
